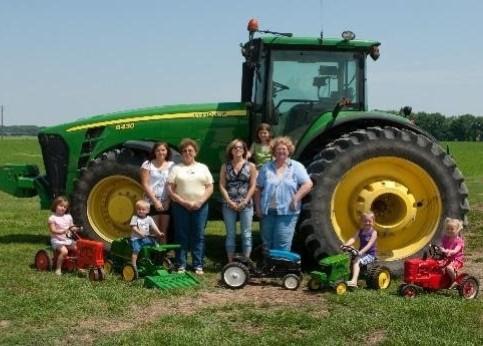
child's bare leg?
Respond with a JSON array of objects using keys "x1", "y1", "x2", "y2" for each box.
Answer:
[
  {"x1": 447, "y1": 265, "x2": 457, "y2": 288},
  {"x1": 131, "y1": 253, "x2": 138, "y2": 269},
  {"x1": 56, "y1": 246, "x2": 68, "y2": 275},
  {"x1": 348, "y1": 257, "x2": 361, "y2": 286}
]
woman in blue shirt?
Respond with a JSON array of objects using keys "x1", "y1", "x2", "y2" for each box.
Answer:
[{"x1": 254, "y1": 136, "x2": 313, "y2": 251}]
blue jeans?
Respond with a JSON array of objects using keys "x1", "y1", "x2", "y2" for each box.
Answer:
[
  {"x1": 222, "y1": 204, "x2": 253, "y2": 257},
  {"x1": 172, "y1": 202, "x2": 209, "y2": 269},
  {"x1": 130, "y1": 237, "x2": 156, "y2": 254},
  {"x1": 260, "y1": 210, "x2": 299, "y2": 251}
]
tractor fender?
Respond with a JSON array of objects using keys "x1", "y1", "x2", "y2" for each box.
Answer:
[{"x1": 295, "y1": 111, "x2": 435, "y2": 161}]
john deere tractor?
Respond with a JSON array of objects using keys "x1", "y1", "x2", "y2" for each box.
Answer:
[{"x1": 0, "y1": 19, "x2": 468, "y2": 272}]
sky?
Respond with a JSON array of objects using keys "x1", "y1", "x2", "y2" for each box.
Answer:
[{"x1": 1, "y1": 0, "x2": 482, "y2": 126}]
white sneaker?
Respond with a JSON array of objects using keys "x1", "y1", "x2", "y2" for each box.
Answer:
[
  {"x1": 177, "y1": 267, "x2": 186, "y2": 274},
  {"x1": 194, "y1": 268, "x2": 204, "y2": 275},
  {"x1": 55, "y1": 268, "x2": 62, "y2": 276}
]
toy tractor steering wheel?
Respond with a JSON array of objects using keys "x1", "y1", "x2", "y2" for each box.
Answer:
[
  {"x1": 428, "y1": 244, "x2": 445, "y2": 260},
  {"x1": 67, "y1": 225, "x2": 84, "y2": 240},
  {"x1": 340, "y1": 245, "x2": 360, "y2": 257}
]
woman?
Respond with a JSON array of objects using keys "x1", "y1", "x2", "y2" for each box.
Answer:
[
  {"x1": 219, "y1": 139, "x2": 257, "y2": 262},
  {"x1": 254, "y1": 136, "x2": 313, "y2": 251},
  {"x1": 140, "y1": 142, "x2": 174, "y2": 243},
  {"x1": 167, "y1": 138, "x2": 213, "y2": 274}
]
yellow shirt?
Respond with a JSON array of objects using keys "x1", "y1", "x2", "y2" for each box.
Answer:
[{"x1": 167, "y1": 162, "x2": 213, "y2": 202}]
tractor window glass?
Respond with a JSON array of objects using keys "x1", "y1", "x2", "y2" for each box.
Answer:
[{"x1": 269, "y1": 50, "x2": 362, "y2": 142}]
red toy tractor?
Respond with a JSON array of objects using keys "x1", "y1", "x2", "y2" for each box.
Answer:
[
  {"x1": 399, "y1": 244, "x2": 479, "y2": 299},
  {"x1": 34, "y1": 227, "x2": 106, "y2": 281}
]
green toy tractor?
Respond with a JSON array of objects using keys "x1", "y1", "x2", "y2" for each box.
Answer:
[
  {"x1": 308, "y1": 245, "x2": 391, "y2": 294},
  {"x1": 308, "y1": 253, "x2": 351, "y2": 295},
  {"x1": 104, "y1": 238, "x2": 199, "y2": 290},
  {"x1": 0, "y1": 18, "x2": 469, "y2": 273}
]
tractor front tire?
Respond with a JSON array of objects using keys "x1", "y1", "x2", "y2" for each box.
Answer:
[
  {"x1": 300, "y1": 126, "x2": 468, "y2": 274},
  {"x1": 72, "y1": 149, "x2": 146, "y2": 246},
  {"x1": 458, "y1": 276, "x2": 479, "y2": 299}
]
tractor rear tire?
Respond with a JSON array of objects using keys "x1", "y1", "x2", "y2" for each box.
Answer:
[
  {"x1": 366, "y1": 265, "x2": 391, "y2": 290},
  {"x1": 299, "y1": 126, "x2": 469, "y2": 275},
  {"x1": 72, "y1": 149, "x2": 146, "y2": 246},
  {"x1": 35, "y1": 249, "x2": 52, "y2": 271},
  {"x1": 222, "y1": 262, "x2": 250, "y2": 289}
]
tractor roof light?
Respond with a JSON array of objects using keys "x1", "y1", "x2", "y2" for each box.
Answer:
[
  {"x1": 342, "y1": 30, "x2": 356, "y2": 41},
  {"x1": 247, "y1": 18, "x2": 259, "y2": 33}
]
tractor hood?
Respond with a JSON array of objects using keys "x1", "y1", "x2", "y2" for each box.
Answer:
[{"x1": 40, "y1": 102, "x2": 247, "y2": 134}]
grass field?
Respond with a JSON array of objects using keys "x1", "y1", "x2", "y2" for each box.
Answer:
[{"x1": 0, "y1": 138, "x2": 482, "y2": 345}]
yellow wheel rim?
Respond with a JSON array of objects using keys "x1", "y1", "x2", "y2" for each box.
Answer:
[
  {"x1": 335, "y1": 282, "x2": 347, "y2": 295},
  {"x1": 122, "y1": 265, "x2": 136, "y2": 282},
  {"x1": 104, "y1": 260, "x2": 113, "y2": 274},
  {"x1": 87, "y1": 175, "x2": 143, "y2": 242},
  {"x1": 377, "y1": 269, "x2": 391, "y2": 289},
  {"x1": 331, "y1": 157, "x2": 442, "y2": 261}
]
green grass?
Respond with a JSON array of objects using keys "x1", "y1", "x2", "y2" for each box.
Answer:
[{"x1": 0, "y1": 138, "x2": 482, "y2": 345}]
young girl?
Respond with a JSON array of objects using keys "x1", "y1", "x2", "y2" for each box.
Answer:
[
  {"x1": 140, "y1": 142, "x2": 174, "y2": 243},
  {"x1": 48, "y1": 196, "x2": 77, "y2": 275},
  {"x1": 342, "y1": 211, "x2": 378, "y2": 287},
  {"x1": 441, "y1": 217, "x2": 464, "y2": 288},
  {"x1": 249, "y1": 123, "x2": 273, "y2": 168}
]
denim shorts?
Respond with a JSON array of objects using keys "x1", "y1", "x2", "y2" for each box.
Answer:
[
  {"x1": 360, "y1": 254, "x2": 376, "y2": 266},
  {"x1": 130, "y1": 237, "x2": 156, "y2": 254}
]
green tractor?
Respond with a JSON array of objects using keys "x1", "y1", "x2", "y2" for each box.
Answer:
[{"x1": 0, "y1": 19, "x2": 468, "y2": 273}]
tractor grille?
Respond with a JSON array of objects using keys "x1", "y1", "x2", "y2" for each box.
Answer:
[
  {"x1": 78, "y1": 127, "x2": 105, "y2": 168},
  {"x1": 38, "y1": 133, "x2": 69, "y2": 198}
]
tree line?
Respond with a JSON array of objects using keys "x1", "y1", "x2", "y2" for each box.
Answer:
[
  {"x1": 1, "y1": 112, "x2": 482, "y2": 141},
  {"x1": 403, "y1": 112, "x2": 482, "y2": 141}
]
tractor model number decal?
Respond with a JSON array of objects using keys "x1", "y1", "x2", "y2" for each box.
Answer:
[
  {"x1": 115, "y1": 123, "x2": 135, "y2": 131},
  {"x1": 193, "y1": 111, "x2": 227, "y2": 118}
]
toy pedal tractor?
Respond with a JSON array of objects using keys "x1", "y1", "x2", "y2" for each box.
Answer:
[
  {"x1": 308, "y1": 245, "x2": 391, "y2": 294},
  {"x1": 399, "y1": 244, "x2": 479, "y2": 299},
  {"x1": 34, "y1": 226, "x2": 106, "y2": 281},
  {"x1": 221, "y1": 249, "x2": 303, "y2": 290},
  {"x1": 105, "y1": 237, "x2": 199, "y2": 290}
]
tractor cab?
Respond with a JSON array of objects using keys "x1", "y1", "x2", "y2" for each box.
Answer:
[{"x1": 241, "y1": 19, "x2": 380, "y2": 144}]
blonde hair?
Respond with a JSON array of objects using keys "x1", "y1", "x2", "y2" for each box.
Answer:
[
  {"x1": 271, "y1": 136, "x2": 295, "y2": 156},
  {"x1": 361, "y1": 211, "x2": 375, "y2": 221},
  {"x1": 444, "y1": 217, "x2": 463, "y2": 233},
  {"x1": 135, "y1": 200, "x2": 150, "y2": 210}
]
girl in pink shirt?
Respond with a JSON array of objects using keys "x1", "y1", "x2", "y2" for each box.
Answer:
[
  {"x1": 48, "y1": 196, "x2": 77, "y2": 275},
  {"x1": 440, "y1": 217, "x2": 464, "y2": 287}
]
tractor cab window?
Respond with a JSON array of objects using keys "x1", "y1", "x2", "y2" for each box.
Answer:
[{"x1": 269, "y1": 50, "x2": 363, "y2": 142}]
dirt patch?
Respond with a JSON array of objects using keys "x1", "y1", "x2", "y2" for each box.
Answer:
[
  {"x1": 0, "y1": 320, "x2": 11, "y2": 329},
  {"x1": 74, "y1": 282, "x2": 328, "y2": 341},
  {"x1": 364, "y1": 329, "x2": 386, "y2": 345}
]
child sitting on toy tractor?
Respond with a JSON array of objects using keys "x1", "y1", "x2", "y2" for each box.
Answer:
[
  {"x1": 399, "y1": 243, "x2": 479, "y2": 299},
  {"x1": 307, "y1": 244, "x2": 391, "y2": 294},
  {"x1": 221, "y1": 247, "x2": 303, "y2": 290}
]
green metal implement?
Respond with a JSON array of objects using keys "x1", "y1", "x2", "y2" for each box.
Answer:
[
  {"x1": 0, "y1": 164, "x2": 39, "y2": 197},
  {"x1": 144, "y1": 270, "x2": 199, "y2": 290}
]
